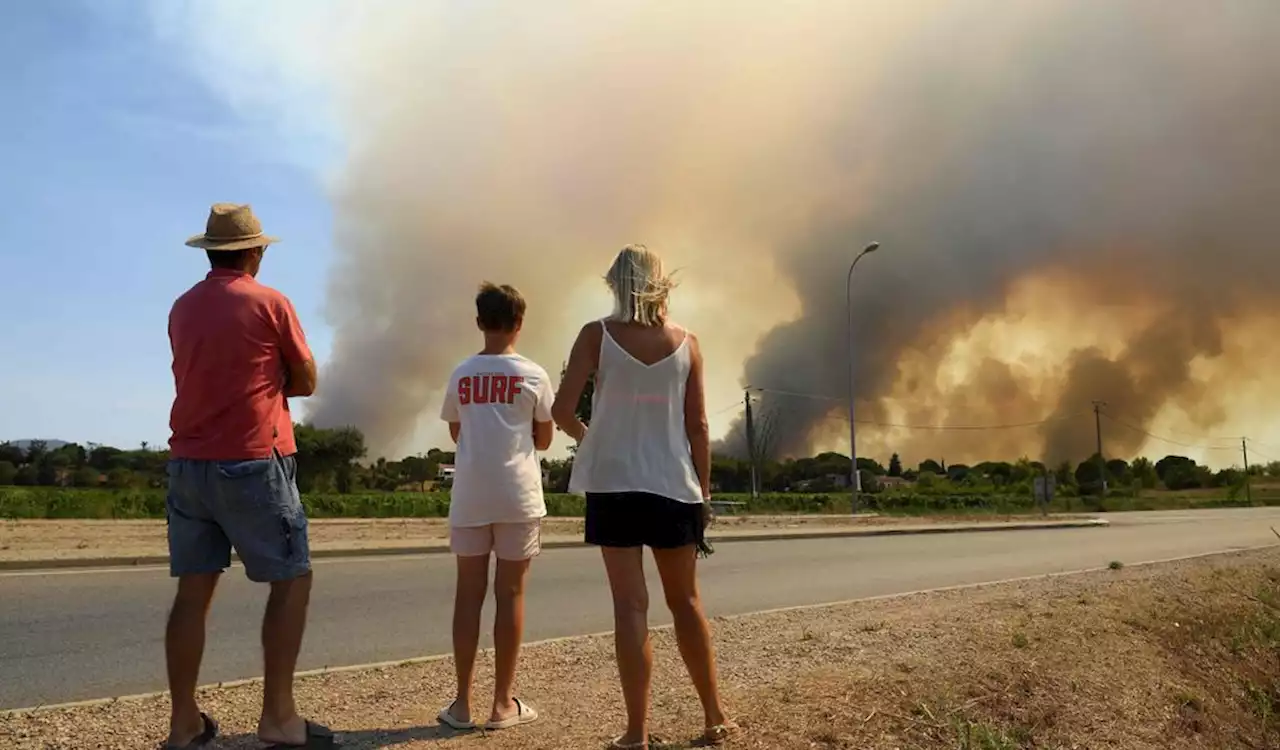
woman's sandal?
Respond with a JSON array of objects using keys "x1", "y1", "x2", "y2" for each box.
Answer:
[
  {"x1": 608, "y1": 733, "x2": 668, "y2": 749},
  {"x1": 702, "y1": 722, "x2": 741, "y2": 746}
]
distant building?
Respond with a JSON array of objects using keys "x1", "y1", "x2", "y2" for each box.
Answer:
[{"x1": 437, "y1": 464, "x2": 455, "y2": 481}]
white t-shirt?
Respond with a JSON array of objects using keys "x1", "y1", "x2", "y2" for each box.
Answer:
[{"x1": 439, "y1": 353, "x2": 555, "y2": 527}]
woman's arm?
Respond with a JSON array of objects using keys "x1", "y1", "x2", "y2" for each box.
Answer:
[
  {"x1": 552, "y1": 323, "x2": 600, "y2": 443},
  {"x1": 683, "y1": 333, "x2": 712, "y2": 500}
]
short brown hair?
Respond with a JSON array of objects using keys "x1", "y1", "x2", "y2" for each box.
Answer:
[{"x1": 475, "y1": 282, "x2": 526, "y2": 332}]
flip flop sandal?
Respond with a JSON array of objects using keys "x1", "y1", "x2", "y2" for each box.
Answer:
[
  {"x1": 608, "y1": 733, "x2": 668, "y2": 749},
  {"x1": 438, "y1": 705, "x2": 476, "y2": 731},
  {"x1": 484, "y1": 697, "x2": 539, "y2": 730},
  {"x1": 702, "y1": 723, "x2": 741, "y2": 746},
  {"x1": 162, "y1": 713, "x2": 218, "y2": 750},
  {"x1": 263, "y1": 720, "x2": 337, "y2": 749}
]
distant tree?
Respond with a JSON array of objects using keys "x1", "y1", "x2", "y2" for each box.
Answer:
[
  {"x1": 946, "y1": 464, "x2": 970, "y2": 482},
  {"x1": 1154, "y1": 455, "x2": 1196, "y2": 484},
  {"x1": 918, "y1": 459, "x2": 943, "y2": 475},
  {"x1": 1054, "y1": 460, "x2": 1075, "y2": 488},
  {"x1": 1074, "y1": 457, "x2": 1104, "y2": 494},
  {"x1": 0, "y1": 442, "x2": 24, "y2": 466},
  {"x1": 1268, "y1": 461, "x2": 1280, "y2": 478},
  {"x1": 52, "y1": 443, "x2": 87, "y2": 467},
  {"x1": 72, "y1": 467, "x2": 100, "y2": 487},
  {"x1": 0, "y1": 461, "x2": 16, "y2": 485},
  {"x1": 1105, "y1": 458, "x2": 1131, "y2": 484},
  {"x1": 88, "y1": 446, "x2": 126, "y2": 471},
  {"x1": 974, "y1": 461, "x2": 1014, "y2": 485},
  {"x1": 295, "y1": 424, "x2": 368, "y2": 494},
  {"x1": 24, "y1": 440, "x2": 48, "y2": 466},
  {"x1": 14, "y1": 465, "x2": 38, "y2": 486},
  {"x1": 888, "y1": 453, "x2": 903, "y2": 478},
  {"x1": 401, "y1": 456, "x2": 433, "y2": 491},
  {"x1": 856, "y1": 457, "x2": 886, "y2": 476},
  {"x1": 1130, "y1": 457, "x2": 1158, "y2": 489},
  {"x1": 105, "y1": 468, "x2": 137, "y2": 489}
]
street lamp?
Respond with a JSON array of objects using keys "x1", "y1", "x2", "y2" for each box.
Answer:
[{"x1": 847, "y1": 241, "x2": 881, "y2": 513}]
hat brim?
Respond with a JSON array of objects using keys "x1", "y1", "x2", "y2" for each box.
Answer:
[{"x1": 185, "y1": 234, "x2": 280, "y2": 251}]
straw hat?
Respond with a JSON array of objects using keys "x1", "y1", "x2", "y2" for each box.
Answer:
[{"x1": 185, "y1": 203, "x2": 280, "y2": 251}]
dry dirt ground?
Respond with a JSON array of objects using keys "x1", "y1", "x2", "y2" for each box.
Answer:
[
  {"x1": 0, "y1": 514, "x2": 1059, "y2": 563},
  {"x1": 5, "y1": 547, "x2": 1279, "y2": 749}
]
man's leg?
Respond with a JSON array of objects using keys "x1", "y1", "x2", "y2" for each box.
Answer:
[
  {"x1": 214, "y1": 453, "x2": 325, "y2": 746},
  {"x1": 489, "y1": 521, "x2": 538, "y2": 723},
  {"x1": 165, "y1": 573, "x2": 220, "y2": 747},
  {"x1": 257, "y1": 571, "x2": 313, "y2": 745},
  {"x1": 450, "y1": 551, "x2": 491, "y2": 724},
  {"x1": 164, "y1": 458, "x2": 231, "y2": 748}
]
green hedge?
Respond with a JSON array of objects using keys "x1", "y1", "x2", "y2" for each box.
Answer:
[{"x1": 2, "y1": 485, "x2": 1273, "y2": 520}]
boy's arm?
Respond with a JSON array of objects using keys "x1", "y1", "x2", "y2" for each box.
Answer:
[
  {"x1": 441, "y1": 373, "x2": 461, "y2": 444},
  {"x1": 532, "y1": 369, "x2": 555, "y2": 451}
]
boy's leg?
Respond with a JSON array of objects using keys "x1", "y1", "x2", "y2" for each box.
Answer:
[
  {"x1": 449, "y1": 526, "x2": 493, "y2": 724},
  {"x1": 489, "y1": 521, "x2": 540, "y2": 723}
]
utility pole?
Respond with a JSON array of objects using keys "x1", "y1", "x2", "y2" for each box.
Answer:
[
  {"x1": 1092, "y1": 400, "x2": 1108, "y2": 494},
  {"x1": 744, "y1": 390, "x2": 759, "y2": 500},
  {"x1": 1243, "y1": 437, "x2": 1253, "y2": 504}
]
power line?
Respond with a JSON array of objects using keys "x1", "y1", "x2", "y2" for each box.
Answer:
[
  {"x1": 1248, "y1": 445, "x2": 1280, "y2": 464},
  {"x1": 1100, "y1": 413, "x2": 1239, "y2": 452},
  {"x1": 1102, "y1": 406, "x2": 1247, "y2": 443},
  {"x1": 749, "y1": 386, "x2": 1089, "y2": 431}
]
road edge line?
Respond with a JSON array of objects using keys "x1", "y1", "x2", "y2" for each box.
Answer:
[
  {"x1": 3, "y1": 538, "x2": 1268, "y2": 718},
  {"x1": 0, "y1": 518, "x2": 1107, "y2": 573}
]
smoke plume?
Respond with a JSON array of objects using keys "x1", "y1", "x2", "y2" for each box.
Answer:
[{"x1": 306, "y1": 1, "x2": 1280, "y2": 466}]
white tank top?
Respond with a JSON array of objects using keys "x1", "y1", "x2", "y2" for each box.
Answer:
[{"x1": 567, "y1": 321, "x2": 705, "y2": 504}]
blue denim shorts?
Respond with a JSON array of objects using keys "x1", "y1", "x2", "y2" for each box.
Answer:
[{"x1": 166, "y1": 453, "x2": 311, "y2": 583}]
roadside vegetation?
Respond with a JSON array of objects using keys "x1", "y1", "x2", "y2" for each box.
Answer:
[{"x1": 3, "y1": 422, "x2": 1278, "y2": 520}]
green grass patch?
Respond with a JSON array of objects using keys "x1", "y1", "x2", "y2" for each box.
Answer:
[{"x1": 3, "y1": 484, "x2": 1280, "y2": 520}]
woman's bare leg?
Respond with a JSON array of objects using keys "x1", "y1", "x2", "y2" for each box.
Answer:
[
  {"x1": 601, "y1": 547, "x2": 651, "y2": 746},
  {"x1": 653, "y1": 545, "x2": 729, "y2": 731}
]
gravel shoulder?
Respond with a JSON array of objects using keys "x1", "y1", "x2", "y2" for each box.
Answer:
[
  {"x1": 5, "y1": 545, "x2": 1276, "y2": 749},
  {"x1": 0, "y1": 513, "x2": 1089, "y2": 563}
]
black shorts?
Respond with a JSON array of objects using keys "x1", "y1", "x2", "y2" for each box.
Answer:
[{"x1": 585, "y1": 492, "x2": 706, "y2": 549}]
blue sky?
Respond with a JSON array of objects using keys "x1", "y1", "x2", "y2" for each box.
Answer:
[{"x1": 0, "y1": 2, "x2": 336, "y2": 449}]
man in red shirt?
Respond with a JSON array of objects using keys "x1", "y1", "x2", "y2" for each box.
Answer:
[{"x1": 163, "y1": 204, "x2": 332, "y2": 749}]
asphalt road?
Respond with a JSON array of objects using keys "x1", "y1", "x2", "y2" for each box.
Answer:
[{"x1": 2, "y1": 507, "x2": 1277, "y2": 710}]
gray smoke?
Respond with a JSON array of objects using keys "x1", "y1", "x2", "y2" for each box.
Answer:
[{"x1": 305, "y1": 1, "x2": 1280, "y2": 463}]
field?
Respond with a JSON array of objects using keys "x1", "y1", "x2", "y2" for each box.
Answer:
[{"x1": 3, "y1": 483, "x2": 1280, "y2": 520}]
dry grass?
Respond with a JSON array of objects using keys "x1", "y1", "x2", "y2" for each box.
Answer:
[
  {"x1": 0, "y1": 514, "x2": 1068, "y2": 563},
  {"x1": 5, "y1": 548, "x2": 1280, "y2": 749}
]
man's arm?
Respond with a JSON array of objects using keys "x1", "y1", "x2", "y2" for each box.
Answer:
[
  {"x1": 284, "y1": 359, "x2": 317, "y2": 398},
  {"x1": 449, "y1": 422, "x2": 461, "y2": 444},
  {"x1": 277, "y1": 297, "x2": 317, "y2": 397}
]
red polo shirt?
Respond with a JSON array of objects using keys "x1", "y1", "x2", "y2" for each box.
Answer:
[{"x1": 168, "y1": 269, "x2": 312, "y2": 460}]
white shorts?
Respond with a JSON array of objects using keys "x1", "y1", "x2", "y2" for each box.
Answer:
[{"x1": 450, "y1": 521, "x2": 542, "y2": 561}]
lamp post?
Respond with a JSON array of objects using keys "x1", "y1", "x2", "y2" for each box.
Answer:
[{"x1": 847, "y1": 241, "x2": 881, "y2": 513}]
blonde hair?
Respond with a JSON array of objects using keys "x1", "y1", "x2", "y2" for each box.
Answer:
[{"x1": 605, "y1": 244, "x2": 677, "y2": 327}]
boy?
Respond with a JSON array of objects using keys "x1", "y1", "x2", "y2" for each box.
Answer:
[{"x1": 437, "y1": 282, "x2": 554, "y2": 732}]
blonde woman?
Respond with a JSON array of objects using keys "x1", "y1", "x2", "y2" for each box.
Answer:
[{"x1": 553, "y1": 245, "x2": 738, "y2": 749}]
